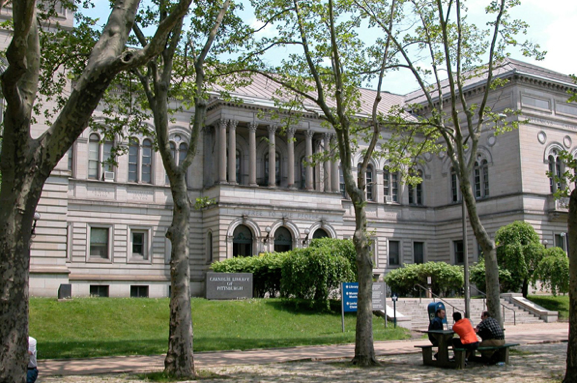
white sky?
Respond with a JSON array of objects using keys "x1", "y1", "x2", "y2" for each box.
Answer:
[{"x1": 83, "y1": 0, "x2": 577, "y2": 95}]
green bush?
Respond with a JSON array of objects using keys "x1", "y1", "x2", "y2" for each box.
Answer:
[
  {"x1": 470, "y1": 257, "x2": 515, "y2": 294},
  {"x1": 532, "y1": 247, "x2": 570, "y2": 296},
  {"x1": 281, "y1": 246, "x2": 355, "y2": 310},
  {"x1": 308, "y1": 237, "x2": 357, "y2": 276},
  {"x1": 384, "y1": 262, "x2": 464, "y2": 297},
  {"x1": 210, "y1": 252, "x2": 289, "y2": 297}
]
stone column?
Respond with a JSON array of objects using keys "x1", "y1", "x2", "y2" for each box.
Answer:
[
  {"x1": 305, "y1": 129, "x2": 314, "y2": 190},
  {"x1": 228, "y1": 120, "x2": 238, "y2": 184},
  {"x1": 287, "y1": 127, "x2": 295, "y2": 188},
  {"x1": 314, "y1": 139, "x2": 322, "y2": 191},
  {"x1": 331, "y1": 135, "x2": 340, "y2": 192},
  {"x1": 268, "y1": 125, "x2": 277, "y2": 187},
  {"x1": 249, "y1": 123, "x2": 257, "y2": 186},
  {"x1": 323, "y1": 133, "x2": 331, "y2": 192},
  {"x1": 217, "y1": 119, "x2": 227, "y2": 184}
]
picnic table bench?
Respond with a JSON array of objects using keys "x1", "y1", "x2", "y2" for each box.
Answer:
[{"x1": 415, "y1": 342, "x2": 519, "y2": 369}]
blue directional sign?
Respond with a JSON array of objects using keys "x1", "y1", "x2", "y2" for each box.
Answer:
[
  {"x1": 342, "y1": 282, "x2": 358, "y2": 312},
  {"x1": 391, "y1": 293, "x2": 398, "y2": 302}
]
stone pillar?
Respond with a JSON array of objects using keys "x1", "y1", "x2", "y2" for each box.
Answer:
[
  {"x1": 323, "y1": 133, "x2": 331, "y2": 192},
  {"x1": 331, "y1": 135, "x2": 340, "y2": 193},
  {"x1": 228, "y1": 120, "x2": 238, "y2": 184},
  {"x1": 268, "y1": 125, "x2": 277, "y2": 187},
  {"x1": 287, "y1": 127, "x2": 295, "y2": 188},
  {"x1": 249, "y1": 123, "x2": 257, "y2": 186},
  {"x1": 217, "y1": 119, "x2": 227, "y2": 184},
  {"x1": 305, "y1": 129, "x2": 314, "y2": 190}
]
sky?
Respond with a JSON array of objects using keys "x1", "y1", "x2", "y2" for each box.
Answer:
[{"x1": 83, "y1": 0, "x2": 577, "y2": 95}]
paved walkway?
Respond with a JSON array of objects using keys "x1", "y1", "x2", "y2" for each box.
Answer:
[{"x1": 38, "y1": 322, "x2": 568, "y2": 377}]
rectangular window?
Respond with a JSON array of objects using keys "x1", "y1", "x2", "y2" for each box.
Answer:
[
  {"x1": 454, "y1": 240, "x2": 464, "y2": 265},
  {"x1": 392, "y1": 173, "x2": 399, "y2": 202},
  {"x1": 128, "y1": 142, "x2": 138, "y2": 182},
  {"x1": 555, "y1": 234, "x2": 567, "y2": 251},
  {"x1": 389, "y1": 240, "x2": 400, "y2": 266},
  {"x1": 90, "y1": 285, "x2": 109, "y2": 297},
  {"x1": 414, "y1": 242, "x2": 424, "y2": 264},
  {"x1": 90, "y1": 227, "x2": 109, "y2": 259},
  {"x1": 88, "y1": 139, "x2": 99, "y2": 179},
  {"x1": 130, "y1": 285, "x2": 149, "y2": 298},
  {"x1": 131, "y1": 230, "x2": 148, "y2": 260}
]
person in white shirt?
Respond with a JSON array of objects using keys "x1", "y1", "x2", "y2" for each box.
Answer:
[{"x1": 28, "y1": 336, "x2": 38, "y2": 383}]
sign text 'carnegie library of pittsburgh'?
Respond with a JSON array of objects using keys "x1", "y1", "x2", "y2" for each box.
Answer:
[{"x1": 205, "y1": 272, "x2": 253, "y2": 300}]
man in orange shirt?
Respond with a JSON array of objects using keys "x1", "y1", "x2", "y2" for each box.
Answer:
[{"x1": 451, "y1": 312, "x2": 479, "y2": 360}]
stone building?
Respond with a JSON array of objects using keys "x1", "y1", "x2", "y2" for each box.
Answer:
[{"x1": 4, "y1": 7, "x2": 574, "y2": 298}]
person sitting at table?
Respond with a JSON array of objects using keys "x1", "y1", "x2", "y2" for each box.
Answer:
[
  {"x1": 451, "y1": 312, "x2": 479, "y2": 361},
  {"x1": 475, "y1": 311, "x2": 505, "y2": 360},
  {"x1": 428, "y1": 308, "x2": 445, "y2": 346}
]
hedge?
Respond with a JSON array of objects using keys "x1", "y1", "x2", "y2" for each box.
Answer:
[{"x1": 384, "y1": 262, "x2": 464, "y2": 297}]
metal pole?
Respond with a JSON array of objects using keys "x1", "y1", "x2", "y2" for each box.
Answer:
[
  {"x1": 341, "y1": 283, "x2": 345, "y2": 332},
  {"x1": 462, "y1": 198, "x2": 470, "y2": 319}
]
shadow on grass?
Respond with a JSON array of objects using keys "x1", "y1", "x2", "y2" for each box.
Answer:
[{"x1": 261, "y1": 298, "x2": 353, "y2": 315}]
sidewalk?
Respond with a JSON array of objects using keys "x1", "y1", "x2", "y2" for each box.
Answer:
[{"x1": 39, "y1": 322, "x2": 568, "y2": 376}]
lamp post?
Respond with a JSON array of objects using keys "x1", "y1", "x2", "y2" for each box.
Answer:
[{"x1": 31, "y1": 212, "x2": 41, "y2": 236}]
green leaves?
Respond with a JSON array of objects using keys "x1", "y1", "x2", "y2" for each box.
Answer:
[
  {"x1": 384, "y1": 262, "x2": 464, "y2": 297},
  {"x1": 532, "y1": 247, "x2": 570, "y2": 296}
]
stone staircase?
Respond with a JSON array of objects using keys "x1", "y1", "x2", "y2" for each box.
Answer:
[{"x1": 387, "y1": 296, "x2": 546, "y2": 331}]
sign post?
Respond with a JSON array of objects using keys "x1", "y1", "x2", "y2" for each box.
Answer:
[
  {"x1": 341, "y1": 282, "x2": 386, "y2": 332},
  {"x1": 391, "y1": 292, "x2": 398, "y2": 328}
]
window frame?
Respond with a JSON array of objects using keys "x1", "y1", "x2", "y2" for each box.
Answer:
[
  {"x1": 413, "y1": 241, "x2": 425, "y2": 264},
  {"x1": 453, "y1": 240, "x2": 464, "y2": 265},
  {"x1": 128, "y1": 227, "x2": 152, "y2": 264},
  {"x1": 87, "y1": 225, "x2": 113, "y2": 263},
  {"x1": 388, "y1": 239, "x2": 400, "y2": 267}
]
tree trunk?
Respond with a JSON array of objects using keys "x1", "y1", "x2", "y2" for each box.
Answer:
[
  {"x1": 350, "y1": 201, "x2": 378, "y2": 366},
  {"x1": 460, "y1": 175, "x2": 502, "y2": 326},
  {"x1": 564, "y1": 188, "x2": 577, "y2": 383},
  {"x1": 163, "y1": 177, "x2": 195, "y2": 378}
]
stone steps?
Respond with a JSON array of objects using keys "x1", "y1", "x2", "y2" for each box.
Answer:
[{"x1": 387, "y1": 297, "x2": 545, "y2": 330}]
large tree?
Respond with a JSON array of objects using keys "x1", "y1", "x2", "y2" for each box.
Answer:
[
  {"x1": 355, "y1": 0, "x2": 543, "y2": 325},
  {"x1": 243, "y1": 0, "x2": 437, "y2": 365},
  {"x1": 126, "y1": 0, "x2": 247, "y2": 376},
  {"x1": 0, "y1": 1, "x2": 193, "y2": 382}
]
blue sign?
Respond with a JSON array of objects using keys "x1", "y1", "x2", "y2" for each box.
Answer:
[
  {"x1": 391, "y1": 293, "x2": 398, "y2": 302},
  {"x1": 342, "y1": 282, "x2": 358, "y2": 312}
]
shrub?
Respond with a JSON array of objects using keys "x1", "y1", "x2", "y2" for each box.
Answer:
[
  {"x1": 532, "y1": 247, "x2": 570, "y2": 296},
  {"x1": 210, "y1": 252, "x2": 289, "y2": 297},
  {"x1": 281, "y1": 246, "x2": 355, "y2": 310},
  {"x1": 308, "y1": 237, "x2": 357, "y2": 276},
  {"x1": 470, "y1": 257, "x2": 515, "y2": 294},
  {"x1": 384, "y1": 262, "x2": 464, "y2": 297}
]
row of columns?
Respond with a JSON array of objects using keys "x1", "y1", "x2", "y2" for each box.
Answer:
[{"x1": 215, "y1": 119, "x2": 340, "y2": 192}]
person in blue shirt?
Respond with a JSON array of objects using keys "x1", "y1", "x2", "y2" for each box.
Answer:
[{"x1": 428, "y1": 308, "x2": 445, "y2": 346}]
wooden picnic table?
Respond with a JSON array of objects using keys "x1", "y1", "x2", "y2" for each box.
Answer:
[{"x1": 415, "y1": 329, "x2": 455, "y2": 368}]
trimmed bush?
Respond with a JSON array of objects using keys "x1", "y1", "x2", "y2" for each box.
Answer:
[
  {"x1": 210, "y1": 252, "x2": 289, "y2": 297},
  {"x1": 384, "y1": 262, "x2": 464, "y2": 297},
  {"x1": 532, "y1": 247, "x2": 570, "y2": 296},
  {"x1": 470, "y1": 257, "x2": 515, "y2": 294},
  {"x1": 308, "y1": 237, "x2": 357, "y2": 276},
  {"x1": 281, "y1": 246, "x2": 356, "y2": 310}
]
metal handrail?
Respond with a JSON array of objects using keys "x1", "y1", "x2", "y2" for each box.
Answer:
[
  {"x1": 415, "y1": 284, "x2": 465, "y2": 318},
  {"x1": 470, "y1": 287, "x2": 516, "y2": 326}
]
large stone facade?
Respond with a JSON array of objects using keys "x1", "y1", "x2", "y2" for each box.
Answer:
[{"x1": 3, "y1": 7, "x2": 573, "y2": 298}]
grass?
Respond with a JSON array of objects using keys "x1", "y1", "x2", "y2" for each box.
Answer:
[
  {"x1": 527, "y1": 294, "x2": 570, "y2": 320},
  {"x1": 30, "y1": 297, "x2": 409, "y2": 360}
]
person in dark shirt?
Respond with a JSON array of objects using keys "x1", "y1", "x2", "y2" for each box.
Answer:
[
  {"x1": 475, "y1": 311, "x2": 505, "y2": 360},
  {"x1": 428, "y1": 308, "x2": 445, "y2": 346}
]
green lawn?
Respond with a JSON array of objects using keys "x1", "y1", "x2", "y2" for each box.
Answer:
[
  {"x1": 30, "y1": 297, "x2": 408, "y2": 359},
  {"x1": 528, "y1": 294, "x2": 570, "y2": 320}
]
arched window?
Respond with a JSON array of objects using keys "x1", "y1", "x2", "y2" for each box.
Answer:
[
  {"x1": 357, "y1": 163, "x2": 374, "y2": 201},
  {"x1": 313, "y1": 228, "x2": 329, "y2": 239},
  {"x1": 128, "y1": 138, "x2": 139, "y2": 182},
  {"x1": 165, "y1": 138, "x2": 188, "y2": 185},
  {"x1": 88, "y1": 133, "x2": 114, "y2": 181},
  {"x1": 233, "y1": 225, "x2": 253, "y2": 257},
  {"x1": 548, "y1": 150, "x2": 565, "y2": 193},
  {"x1": 474, "y1": 159, "x2": 489, "y2": 199},
  {"x1": 451, "y1": 166, "x2": 461, "y2": 202},
  {"x1": 264, "y1": 151, "x2": 281, "y2": 186},
  {"x1": 383, "y1": 166, "x2": 399, "y2": 203},
  {"x1": 408, "y1": 169, "x2": 423, "y2": 205},
  {"x1": 274, "y1": 227, "x2": 293, "y2": 253}
]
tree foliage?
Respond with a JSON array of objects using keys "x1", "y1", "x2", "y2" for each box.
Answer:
[
  {"x1": 494, "y1": 221, "x2": 545, "y2": 296},
  {"x1": 384, "y1": 262, "x2": 464, "y2": 297},
  {"x1": 532, "y1": 247, "x2": 570, "y2": 297},
  {"x1": 470, "y1": 257, "x2": 514, "y2": 294}
]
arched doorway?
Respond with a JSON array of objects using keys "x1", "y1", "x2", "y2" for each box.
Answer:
[
  {"x1": 313, "y1": 228, "x2": 329, "y2": 239},
  {"x1": 233, "y1": 225, "x2": 253, "y2": 257},
  {"x1": 274, "y1": 227, "x2": 293, "y2": 253}
]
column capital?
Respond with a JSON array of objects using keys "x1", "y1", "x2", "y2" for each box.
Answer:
[
  {"x1": 267, "y1": 124, "x2": 278, "y2": 135},
  {"x1": 249, "y1": 122, "x2": 258, "y2": 132},
  {"x1": 228, "y1": 119, "x2": 238, "y2": 131},
  {"x1": 218, "y1": 119, "x2": 227, "y2": 129},
  {"x1": 287, "y1": 127, "x2": 296, "y2": 138},
  {"x1": 304, "y1": 129, "x2": 314, "y2": 139}
]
